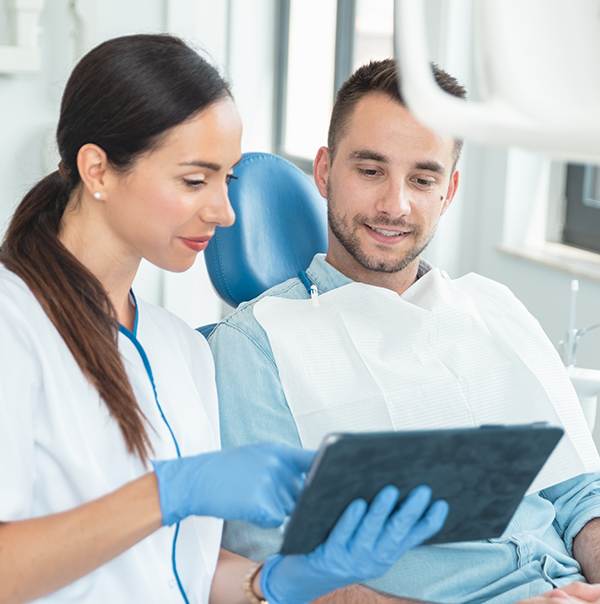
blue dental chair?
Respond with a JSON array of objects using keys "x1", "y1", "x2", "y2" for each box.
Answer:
[{"x1": 198, "y1": 152, "x2": 328, "y2": 338}]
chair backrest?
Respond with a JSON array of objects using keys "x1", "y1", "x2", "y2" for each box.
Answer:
[{"x1": 203, "y1": 152, "x2": 328, "y2": 309}]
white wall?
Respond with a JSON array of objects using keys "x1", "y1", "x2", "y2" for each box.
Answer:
[{"x1": 0, "y1": 2, "x2": 73, "y2": 234}]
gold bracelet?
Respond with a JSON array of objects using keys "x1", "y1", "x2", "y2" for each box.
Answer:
[{"x1": 242, "y1": 561, "x2": 268, "y2": 604}]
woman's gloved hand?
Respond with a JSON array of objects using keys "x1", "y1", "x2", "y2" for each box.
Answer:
[
  {"x1": 260, "y1": 485, "x2": 449, "y2": 604},
  {"x1": 152, "y1": 443, "x2": 315, "y2": 527}
]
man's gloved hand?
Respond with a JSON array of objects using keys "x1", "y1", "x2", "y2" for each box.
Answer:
[
  {"x1": 152, "y1": 443, "x2": 315, "y2": 527},
  {"x1": 260, "y1": 485, "x2": 449, "y2": 604}
]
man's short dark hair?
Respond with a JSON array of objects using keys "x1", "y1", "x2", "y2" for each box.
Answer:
[{"x1": 327, "y1": 58, "x2": 467, "y2": 170}]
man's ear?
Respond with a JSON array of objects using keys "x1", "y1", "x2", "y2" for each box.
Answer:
[
  {"x1": 313, "y1": 147, "x2": 331, "y2": 200},
  {"x1": 440, "y1": 170, "x2": 460, "y2": 216},
  {"x1": 77, "y1": 144, "x2": 110, "y2": 199}
]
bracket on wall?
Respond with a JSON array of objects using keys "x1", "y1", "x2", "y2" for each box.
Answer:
[
  {"x1": 0, "y1": 0, "x2": 45, "y2": 74},
  {"x1": 69, "y1": 0, "x2": 98, "y2": 59}
]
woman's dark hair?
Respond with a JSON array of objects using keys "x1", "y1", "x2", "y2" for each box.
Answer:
[{"x1": 0, "y1": 34, "x2": 232, "y2": 463}]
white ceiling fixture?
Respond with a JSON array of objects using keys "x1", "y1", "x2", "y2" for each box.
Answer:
[{"x1": 395, "y1": 0, "x2": 600, "y2": 164}]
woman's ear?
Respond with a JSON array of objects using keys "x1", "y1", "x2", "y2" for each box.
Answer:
[{"x1": 77, "y1": 144, "x2": 110, "y2": 199}]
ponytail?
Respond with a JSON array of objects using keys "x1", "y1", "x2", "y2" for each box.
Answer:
[{"x1": 0, "y1": 171, "x2": 153, "y2": 463}]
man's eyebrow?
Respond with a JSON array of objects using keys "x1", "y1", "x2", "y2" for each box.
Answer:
[
  {"x1": 347, "y1": 152, "x2": 446, "y2": 176},
  {"x1": 414, "y1": 161, "x2": 446, "y2": 176},
  {"x1": 348, "y1": 150, "x2": 390, "y2": 163}
]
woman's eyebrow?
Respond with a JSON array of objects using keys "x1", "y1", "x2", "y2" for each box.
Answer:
[
  {"x1": 178, "y1": 160, "x2": 222, "y2": 171},
  {"x1": 178, "y1": 156, "x2": 243, "y2": 171}
]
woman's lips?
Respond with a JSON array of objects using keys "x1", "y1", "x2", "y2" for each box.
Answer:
[{"x1": 180, "y1": 235, "x2": 213, "y2": 252}]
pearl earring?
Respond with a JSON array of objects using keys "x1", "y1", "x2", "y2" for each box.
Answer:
[{"x1": 94, "y1": 192, "x2": 101, "y2": 199}]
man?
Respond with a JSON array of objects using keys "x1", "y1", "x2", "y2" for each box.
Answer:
[{"x1": 208, "y1": 59, "x2": 600, "y2": 604}]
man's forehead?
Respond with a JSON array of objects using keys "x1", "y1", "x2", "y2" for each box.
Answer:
[{"x1": 340, "y1": 93, "x2": 455, "y2": 169}]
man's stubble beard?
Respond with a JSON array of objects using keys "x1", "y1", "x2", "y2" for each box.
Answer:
[{"x1": 326, "y1": 180, "x2": 436, "y2": 274}]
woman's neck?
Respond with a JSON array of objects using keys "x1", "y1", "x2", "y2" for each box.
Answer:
[{"x1": 59, "y1": 200, "x2": 140, "y2": 329}]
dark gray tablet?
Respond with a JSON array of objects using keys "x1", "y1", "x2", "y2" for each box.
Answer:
[{"x1": 280, "y1": 424, "x2": 563, "y2": 555}]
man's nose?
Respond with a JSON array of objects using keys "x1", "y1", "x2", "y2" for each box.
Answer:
[{"x1": 375, "y1": 180, "x2": 411, "y2": 218}]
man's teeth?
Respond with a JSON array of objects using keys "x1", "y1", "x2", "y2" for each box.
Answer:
[{"x1": 371, "y1": 227, "x2": 405, "y2": 237}]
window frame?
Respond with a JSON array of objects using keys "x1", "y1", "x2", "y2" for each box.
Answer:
[
  {"x1": 273, "y1": 0, "x2": 356, "y2": 173},
  {"x1": 562, "y1": 164, "x2": 600, "y2": 254}
]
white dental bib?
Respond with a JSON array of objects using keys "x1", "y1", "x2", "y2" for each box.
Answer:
[{"x1": 254, "y1": 269, "x2": 600, "y2": 493}]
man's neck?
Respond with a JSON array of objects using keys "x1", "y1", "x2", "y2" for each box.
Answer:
[{"x1": 324, "y1": 252, "x2": 421, "y2": 296}]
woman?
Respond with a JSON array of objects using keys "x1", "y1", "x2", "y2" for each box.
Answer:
[{"x1": 0, "y1": 34, "x2": 447, "y2": 604}]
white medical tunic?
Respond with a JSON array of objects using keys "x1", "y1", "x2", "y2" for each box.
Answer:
[{"x1": 0, "y1": 265, "x2": 222, "y2": 603}]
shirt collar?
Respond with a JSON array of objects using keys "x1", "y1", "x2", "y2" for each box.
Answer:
[{"x1": 304, "y1": 254, "x2": 434, "y2": 295}]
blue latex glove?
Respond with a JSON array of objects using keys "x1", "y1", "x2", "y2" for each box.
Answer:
[
  {"x1": 260, "y1": 485, "x2": 449, "y2": 604},
  {"x1": 152, "y1": 443, "x2": 315, "y2": 527}
]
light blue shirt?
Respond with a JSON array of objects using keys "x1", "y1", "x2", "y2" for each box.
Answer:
[{"x1": 209, "y1": 254, "x2": 600, "y2": 604}]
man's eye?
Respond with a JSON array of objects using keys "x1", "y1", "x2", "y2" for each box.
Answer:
[
  {"x1": 358, "y1": 168, "x2": 380, "y2": 177},
  {"x1": 414, "y1": 178, "x2": 434, "y2": 187},
  {"x1": 226, "y1": 174, "x2": 239, "y2": 185}
]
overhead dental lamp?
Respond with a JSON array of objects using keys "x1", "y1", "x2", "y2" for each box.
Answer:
[{"x1": 394, "y1": 0, "x2": 600, "y2": 164}]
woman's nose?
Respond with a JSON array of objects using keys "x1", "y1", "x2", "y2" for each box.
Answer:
[{"x1": 201, "y1": 185, "x2": 236, "y2": 227}]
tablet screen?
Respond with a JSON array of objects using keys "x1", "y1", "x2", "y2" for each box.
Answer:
[{"x1": 280, "y1": 424, "x2": 563, "y2": 555}]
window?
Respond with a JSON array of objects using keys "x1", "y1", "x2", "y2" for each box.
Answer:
[
  {"x1": 563, "y1": 164, "x2": 600, "y2": 254},
  {"x1": 353, "y1": 0, "x2": 394, "y2": 70},
  {"x1": 278, "y1": 0, "x2": 337, "y2": 166},
  {"x1": 274, "y1": 0, "x2": 393, "y2": 171}
]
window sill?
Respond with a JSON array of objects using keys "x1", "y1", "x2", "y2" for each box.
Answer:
[{"x1": 497, "y1": 242, "x2": 600, "y2": 284}]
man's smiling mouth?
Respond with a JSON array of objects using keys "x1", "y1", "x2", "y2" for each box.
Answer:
[{"x1": 368, "y1": 226, "x2": 407, "y2": 237}]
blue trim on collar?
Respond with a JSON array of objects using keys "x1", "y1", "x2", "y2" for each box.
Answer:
[
  {"x1": 117, "y1": 323, "x2": 187, "y2": 602},
  {"x1": 129, "y1": 290, "x2": 139, "y2": 336},
  {"x1": 118, "y1": 325, "x2": 181, "y2": 458},
  {"x1": 172, "y1": 523, "x2": 189, "y2": 604}
]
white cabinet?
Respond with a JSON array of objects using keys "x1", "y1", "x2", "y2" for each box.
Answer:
[{"x1": 0, "y1": 0, "x2": 45, "y2": 73}]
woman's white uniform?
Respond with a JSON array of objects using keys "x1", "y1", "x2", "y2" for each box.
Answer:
[{"x1": 0, "y1": 264, "x2": 222, "y2": 604}]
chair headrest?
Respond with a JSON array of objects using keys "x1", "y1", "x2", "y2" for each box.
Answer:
[{"x1": 204, "y1": 152, "x2": 328, "y2": 308}]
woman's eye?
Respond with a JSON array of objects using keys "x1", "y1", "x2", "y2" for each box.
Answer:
[
  {"x1": 184, "y1": 179, "x2": 205, "y2": 189},
  {"x1": 226, "y1": 174, "x2": 239, "y2": 185}
]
